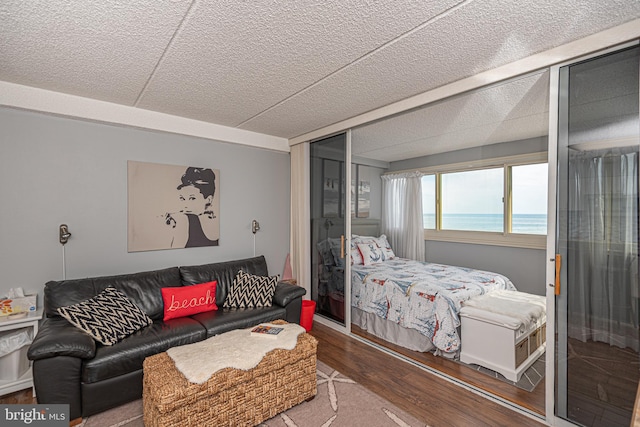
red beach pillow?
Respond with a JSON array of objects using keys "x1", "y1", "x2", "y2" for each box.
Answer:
[{"x1": 162, "y1": 281, "x2": 218, "y2": 321}]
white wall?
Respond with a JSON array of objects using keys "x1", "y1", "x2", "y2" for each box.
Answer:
[{"x1": 0, "y1": 107, "x2": 291, "y2": 304}]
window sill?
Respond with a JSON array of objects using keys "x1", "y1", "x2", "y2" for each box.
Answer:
[{"x1": 424, "y1": 230, "x2": 546, "y2": 250}]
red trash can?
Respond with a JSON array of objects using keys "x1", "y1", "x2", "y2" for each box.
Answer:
[{"x1": 299, "y1": 300, "x2": 316, "y2": 332}]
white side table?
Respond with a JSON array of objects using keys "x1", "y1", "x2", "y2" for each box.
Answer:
[{"x1": 0, "y1": 309, "x2": 43, "y2": 397}]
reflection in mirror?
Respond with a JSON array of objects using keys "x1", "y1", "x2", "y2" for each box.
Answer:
[
  {"x1": 351, "y1": 70, "x2": 549, "y2": 162},
  {"x1": 310, "y1": 132, "x2": 388, "y2": 326},
  {"x1": 310, "y1": 134, "x2": 348, "y2": 325},
  {"x1": 556, "y1": 45, "x2": 639, "y2": 427},
  {"x1": 346, "y1": 70, "x2": 552, "y2": 417}
]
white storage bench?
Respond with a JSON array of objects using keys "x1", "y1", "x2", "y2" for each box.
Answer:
[{"x1": 459, "y1": 290, "x2": 546, "y2": 382}]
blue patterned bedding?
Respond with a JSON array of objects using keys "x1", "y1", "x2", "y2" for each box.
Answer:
[{"x1": 351, "y1": 258, "x2": 516, "y2": 354}]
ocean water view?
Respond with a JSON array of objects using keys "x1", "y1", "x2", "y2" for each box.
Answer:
[{"x1": 423, "y1": 213, "x2": 547, "y2": 234}]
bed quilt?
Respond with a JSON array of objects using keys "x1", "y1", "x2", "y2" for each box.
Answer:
[{"x1": 351, "y1": 258, "x2": 516, "y2": 354}]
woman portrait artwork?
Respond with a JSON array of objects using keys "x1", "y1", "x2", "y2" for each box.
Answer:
[{"x1": 128, "y1": 161, "x2": 220, "y2": 252}]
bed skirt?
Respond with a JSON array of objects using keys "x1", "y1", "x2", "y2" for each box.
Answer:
[{"x1": 351, "y1": 308, "x2": 434, "y2": 353}]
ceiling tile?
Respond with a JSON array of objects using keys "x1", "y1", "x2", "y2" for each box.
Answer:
[
  {"x1": 136, "y1": 0, "x2": 463, "y2": 127},
  {"x1": 1, "y1": 0, "x2": 638, "y2": 158},
  {"x1": 240, "y1": 0, "x2": 640, "y2": 139},
  {"x1": 0, "y1": 0, "x2": 192, "y2": 104}
]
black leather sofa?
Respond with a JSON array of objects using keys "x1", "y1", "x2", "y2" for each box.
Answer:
[{"x1": 27, "y1": 256, "x2": 306, "y2": 420}]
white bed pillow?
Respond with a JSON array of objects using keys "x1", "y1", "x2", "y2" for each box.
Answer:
[
  {"x1": 350, "y1": 246, "x2": 364, "y2": 265},
  {"x1": 374, "y1": 234, "x2": 396, "y2": 261},
  {"x1": 357, "y1": 243, "x2": 384, "y2": 265},
  {"x1": 352, "y1": 234, "x2": 395, "y2": 263},
  {"x1": 351, "y1": 235, "x2": 376, "y2": 265}
]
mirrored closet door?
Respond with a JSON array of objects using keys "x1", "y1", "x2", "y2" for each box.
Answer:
[
  {"x1": 555, "y1": 45, "x2": 639, "y2": 427},
  {"x1": 310, "y1": 133, "x2": 351, "y2": 327}
]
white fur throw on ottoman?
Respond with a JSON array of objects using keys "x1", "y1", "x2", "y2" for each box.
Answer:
[{"x1": 167, "y1": 322, "x2": 305, "y2": 384}]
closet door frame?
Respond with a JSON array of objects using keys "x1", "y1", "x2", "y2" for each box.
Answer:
[
  {"x1": 312, "y1": 130, "x2": 353, "y2": 335},
  {"x1": 545, "y1": 39, "x2": 640, "y2": 427}
]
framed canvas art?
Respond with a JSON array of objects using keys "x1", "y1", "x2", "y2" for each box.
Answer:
[
  {"x1": 356, "y1": 165, "x2": 370, "y2": 218},
  {"x1": 128, "y1": 161, "x2": 220, "y2": 252},
  {"x1": 322, "y1": 159, "x2": 341, "y2": 218}
]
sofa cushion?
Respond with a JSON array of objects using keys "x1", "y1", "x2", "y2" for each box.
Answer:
[
  {"x1": 161, "y1": 281, "x2": 218, "y2": 321},
  {"x1": 82, "y1": 317, "x2": 206, "y2": 383},
  {"x1": 224, "y1": 270, "x2": 278, "y2": 308},
  {"x1": 190, "y1": 305, "x2": 286, "y2": 337},
  {"x1": 57, "y1": 287, "x2": 153, "y2": 346},
  {"x1": 179, "y1": 256, "x2": 269, "y2": 307},
  {"x1": 45, "y1": 267, "x2": 182, "y2": 321}
]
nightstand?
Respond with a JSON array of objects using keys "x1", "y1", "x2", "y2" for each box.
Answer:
[{"x1": 0, "y1": 309, "x2": 43, "y2": 397}]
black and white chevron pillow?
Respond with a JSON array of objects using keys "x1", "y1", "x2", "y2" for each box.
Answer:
[
  {"x1": 58, "y1": 287, "x2": 153, "y2": 346},
  {"x1": 224, "y1": 270, "x2": 278, "y2": 308}
]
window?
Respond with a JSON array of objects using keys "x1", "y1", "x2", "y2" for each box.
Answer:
[
  {"x1": 422, "y1": 174, "x2": 436, "y2": 229},
  {"x1": 511, "y1": 163, "x2": 548, "y2": 235},
  {"x1": 441, "y1": 168, "x2": 504, "y2": 232},
  {"x1": 417, "y1": 153, "x2": 548, "y2": 249}
]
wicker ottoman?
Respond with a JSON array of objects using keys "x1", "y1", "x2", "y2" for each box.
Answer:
[{"x1": 143, "y1": 328, "x2": 317, "y2": 427}]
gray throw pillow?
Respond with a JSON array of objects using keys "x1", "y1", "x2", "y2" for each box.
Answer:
[
  {"x1": 58, "y1": 287, "x2": 152, "y2": 345},
  {"x1": 224, "y1": 270, "x2": 278, "y2": 308}
]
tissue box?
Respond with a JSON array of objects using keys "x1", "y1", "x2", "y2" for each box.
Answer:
[{"x1": 0, "y1": 294, "x2": 37, "y2": 316}]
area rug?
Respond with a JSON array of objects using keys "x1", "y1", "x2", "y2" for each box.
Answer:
[
  {"x1": 78, "y1": 360, "x2": 428, "y2": 427},
  {"x1": 457, "y1": 354, "x2": 545, "y2": 392}
]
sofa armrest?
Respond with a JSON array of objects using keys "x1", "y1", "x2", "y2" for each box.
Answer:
[
  {"x1": 273, "y1": 282, "x2": 306, "y2": 307},
  {"x1": 28, "y1": 317, "x2": 96, "y2": 361},
  {"x1": 33, "y1": 356, "x2": 84, "y2": 420},
  {"x1": 273, "y1": 282, "x2": 306, "y2": 324}
]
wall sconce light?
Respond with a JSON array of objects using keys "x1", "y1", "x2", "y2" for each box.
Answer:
[
  {"x1": 59, "y1": 224, "x2": 72, "y2": 245},
  {"x1": 251, "y1": 220, "x2": 260, "y2": 257},
  {"x1": 59, "y1": 224, "x2": 72, "y2": 280}
]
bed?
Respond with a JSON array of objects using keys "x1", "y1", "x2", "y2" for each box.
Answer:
[
  {"x1": 350, "y1": 256, "x2": 516, "y2": 356},
  {"x1": 313, "y1": 222, "x2": 516, "y2": 357}
]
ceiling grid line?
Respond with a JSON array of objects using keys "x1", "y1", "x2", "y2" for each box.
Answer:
[
  {"x1": 235, "y1": 0, "x2": 476, "y2": 129},
  {"x1": 133, "y1": 0, "x2": 198, "y2": 107},
  {"x1": 2, "y1": 2, "x2": 640, "y2": 156}
]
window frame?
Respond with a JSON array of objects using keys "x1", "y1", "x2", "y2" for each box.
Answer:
[{"x1": 416, "y1": 152, "x2": 547, "y2": 249}]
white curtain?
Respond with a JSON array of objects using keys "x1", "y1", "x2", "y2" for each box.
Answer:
[
  {"x1": 567, "y1": 147, "x2": 639, "y2": 351},
  {"x1": 381, "y1": 171, "x2": 425, "y2": 261},
  {"x1": 290, "y1": 142, "x2": 311, "y2": 298}
]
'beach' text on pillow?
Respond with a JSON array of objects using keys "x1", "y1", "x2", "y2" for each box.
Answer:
[{"x1": 162, "y1": 281, "x2": 218, "y2": 321}]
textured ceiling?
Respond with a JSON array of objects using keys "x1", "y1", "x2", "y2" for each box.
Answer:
[
  {"x1": 352, "y1": 70, "x2": 550, "y2": 161},
  {"x1": 1, "y1": 0, "x2": 640, "y2": 161}
]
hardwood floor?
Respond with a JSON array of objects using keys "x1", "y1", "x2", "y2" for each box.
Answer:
[
  {"x1": 4, "y1": 325, "x2": 636, "y2": 426},
  {"x1": 0, "y1": 323, "x2": 545, "y2": 426},
  {"x1": 564, "y1": 338, "x2": 639, "y2": 427},
  {"x1": 0, "y1": 387, "x2": 34, "y2": 404},
  {"x1": 309, "y1": 322, "x2": 545, "y2": 426},
  {"x1": 350, "y1": 324, "x2": 545, "y2": 415}
]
